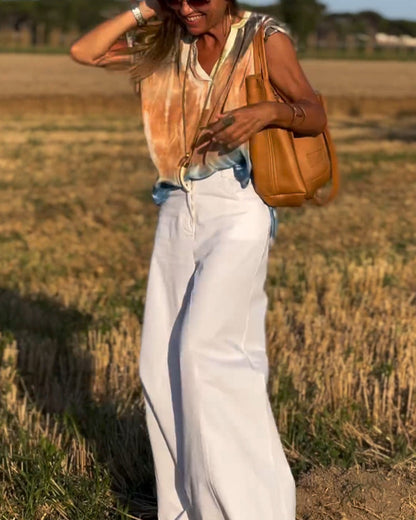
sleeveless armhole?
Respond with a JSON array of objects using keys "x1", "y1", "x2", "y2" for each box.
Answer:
[{"x1": 261, "y1": 16, "x2": 292, "y2": 43}]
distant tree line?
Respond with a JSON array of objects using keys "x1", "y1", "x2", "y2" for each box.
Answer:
[
  {"x1": 0, "y1": 0, "x2": 415, "y2": 45},
  {"x1": 240, "y1": 1, "x2": 416, "y2": 44},
  {"x1": 320, "y1": 10, "x2": 416, "y2": 39},
  {"x1": 0, "y1": 0, "x2": 121, "y2": 33}
]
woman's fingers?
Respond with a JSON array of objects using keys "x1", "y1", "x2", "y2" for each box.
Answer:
[
  {"x1": 213, "y1": 122, "x2": 253, "y2": 146},
  {"x1": 204, "y1": 117, "x2": 230, "y2": 135},
  {"x1": 220, "y1": 132, "x2": 252, "y2": 152},
  {"x1": 211, "y1": 107, "x2": 266, "y2": 143},
  {"x1": 199, "y1": 105, "x2": 270, "y2": 152}
]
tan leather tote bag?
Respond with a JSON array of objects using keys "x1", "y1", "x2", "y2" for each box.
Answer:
[{"x1": 245, "y1": 27, "x2": 339, "y2": 207}]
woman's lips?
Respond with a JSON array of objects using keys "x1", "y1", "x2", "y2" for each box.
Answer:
[{"x1": 183, "y1": 13, "x2": 204, "y2": 26}]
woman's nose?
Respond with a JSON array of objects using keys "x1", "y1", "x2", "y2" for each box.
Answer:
[{"x1": 179, "y1": 0, "x2": 195, "y2": 15}]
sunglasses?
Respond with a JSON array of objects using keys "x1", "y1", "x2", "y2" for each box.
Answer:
[{"x1": 165, "y1": 0, "x2": 210, "y2": 8}]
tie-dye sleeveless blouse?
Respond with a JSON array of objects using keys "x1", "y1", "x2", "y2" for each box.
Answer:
[{"x1": 139, "y1": 11, "x2": 289, "y2": 204}]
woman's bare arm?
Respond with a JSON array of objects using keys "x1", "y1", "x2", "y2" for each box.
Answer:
[
  {"x1": 206, "y1": 31, "x2": 327, "y2": 148},
  {"x1": 69, "y1": 1, "x2": 158, "y2": 66},
  {"x1": 264, "y1": 31, "x2": 327, "y2": 135}
]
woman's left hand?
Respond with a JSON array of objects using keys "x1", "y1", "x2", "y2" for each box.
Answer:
[{"x1": 196, "y1": 102, "x2": 276, "y2": 153}]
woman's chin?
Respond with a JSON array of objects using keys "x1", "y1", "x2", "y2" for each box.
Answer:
[{"x1": 187, "y1": 26, "x2": 204, "y2": 35}]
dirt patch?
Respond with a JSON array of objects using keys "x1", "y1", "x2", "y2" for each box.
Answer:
[
  {"x1": 1, "y1": 54, "x2": 416, "y2": 117},
  {"x1": 297, "y1": 465, "x2": 416, "y2": 520},
  {"x1": 0, "y1": 53, "x2": 133, "y2": 96},
  {"x1": 2, "y1": 54, "x2": 415, "y2": 98},
  {"x1": 302, "y1": 60, "x2": 416, "y2": 98}
]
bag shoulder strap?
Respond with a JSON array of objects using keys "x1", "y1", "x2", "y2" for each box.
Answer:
[{"x1": 252, "y1": 26, "x2": 268, "y2": 80}]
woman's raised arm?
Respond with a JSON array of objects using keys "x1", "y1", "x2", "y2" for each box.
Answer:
[{"x1": 70, "y1": 2, "x2": 158, "y2": 66}]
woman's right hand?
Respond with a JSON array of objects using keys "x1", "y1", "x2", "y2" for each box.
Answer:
[
  {"x1": 70, "y1": 1, "x2": 160, "y2": 66},
  {"x1": 138, "y1": 0, "x2": 163, "y2": 20}
]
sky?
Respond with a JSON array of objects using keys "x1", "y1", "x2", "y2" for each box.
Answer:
[{"x1": 248, "y1": 0, "x2": 416, "y2": 21}]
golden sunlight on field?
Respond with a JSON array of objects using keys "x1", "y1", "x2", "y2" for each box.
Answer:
[{"x1": 0, "y1": 54, "x2": 416, "y2": 519}]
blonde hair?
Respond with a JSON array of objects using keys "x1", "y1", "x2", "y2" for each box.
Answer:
[
  {"x1": 119, "y1": 0, "x2": 239, "y2": 83},
  {"x1": 127, "y1": 14, "x2": 183, "y2": 82}
]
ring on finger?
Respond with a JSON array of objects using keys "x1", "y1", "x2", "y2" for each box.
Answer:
[{"x1": 221, "y1": 114, "x2": 235, "y2": 128}]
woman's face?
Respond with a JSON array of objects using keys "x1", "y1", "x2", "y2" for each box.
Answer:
[{"x1": 167, "y1": 0, "x2": 230, "y2": 36}]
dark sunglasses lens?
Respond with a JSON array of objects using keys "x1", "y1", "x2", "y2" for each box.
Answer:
[
  {"x1": 166, "y1": 0, "x2": 210, "y2": 6},
  {"x1": 188, "y1": 0, "x2": 210, "y2": 6}
]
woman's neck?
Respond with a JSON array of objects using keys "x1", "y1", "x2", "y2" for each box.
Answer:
[
  {"x1": 197, "y1": 23, "x2": 230, "y2": 50},
  {"x1": 196, "y1": 12, "x2": 241, "y2": 50}
]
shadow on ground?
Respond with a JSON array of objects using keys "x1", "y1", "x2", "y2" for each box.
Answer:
[
  {"x1": 0, "y1": 288, "x2": 157, "y2": 519},
  {"x1": 335, "y1": 116, "x2": 416, "y2": 144}
]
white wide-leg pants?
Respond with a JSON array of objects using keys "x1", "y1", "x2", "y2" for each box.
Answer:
[{"x1": 139, "y1": 169, "x2": 296, "y2": 520}]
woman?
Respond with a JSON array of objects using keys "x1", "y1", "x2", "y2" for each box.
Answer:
[{"x1": 71, "y1": 1, "x2": 326, "y2": 519}]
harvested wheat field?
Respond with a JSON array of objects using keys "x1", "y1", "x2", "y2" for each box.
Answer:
[{"x1": 0, "y1": 54, "x2": 416, "y2": 519}]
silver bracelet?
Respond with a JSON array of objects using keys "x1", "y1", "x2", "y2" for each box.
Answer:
[{"x1": 131, "y1": 5, "x2": 146, "y2": 26}]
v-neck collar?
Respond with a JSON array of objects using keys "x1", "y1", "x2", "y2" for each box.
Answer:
[{"x1": 183, "y1": 11, "x2": 250, "y2": 82}]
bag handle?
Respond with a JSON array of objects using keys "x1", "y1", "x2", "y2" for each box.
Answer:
[
  {"x1": 313, "y1": 129, "x2": 340, "y2": 205},
  {"x1": 252, "y1": 25, "x2": 339, "y2": 205},
  {"x1": 310, "y1": 93, "x2": 340, "y2": 206}
]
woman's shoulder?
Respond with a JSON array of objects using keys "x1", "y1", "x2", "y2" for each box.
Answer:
[{"x1": 244, "y1": 10, "x2": 291, "y2": 41}]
